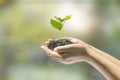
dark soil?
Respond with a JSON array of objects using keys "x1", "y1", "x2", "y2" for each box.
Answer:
[{"x1": 47, "y1": 39, "x2": 73, "y2": 50}]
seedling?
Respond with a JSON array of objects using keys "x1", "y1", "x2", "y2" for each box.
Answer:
[
  {"x1": 50, "y1": 15, "x2": 72, "y2": 38},
  {"x1": 48, "y1": 15, "x2": 73, "y2": 50}
]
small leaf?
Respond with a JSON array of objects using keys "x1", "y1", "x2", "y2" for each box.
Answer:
[
  {"x1": 55, "y1": 16, "x2": 64, "y2": 22},
  {"x1": 64, "y1": 15, "x2": 72, "y2": 20},
  {"x1": 50, "y1": 19, "x2": 63, "y2": 31}
]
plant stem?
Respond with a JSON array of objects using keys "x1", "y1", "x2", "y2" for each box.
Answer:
[
  {"x1": 61, "y1": 28, "x2": 65, "y2": 44},
  {"x1": 61, "y1": 27, "x2": 64, "y2": 38},
  {"x1": 61, "y1": 21, "x2": 65, "y2": 43},
  {"x1": 61, "y1": 21, "x2": 65, "y2": 39}
]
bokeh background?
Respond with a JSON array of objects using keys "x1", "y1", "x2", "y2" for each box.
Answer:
[{"x1": 0, "y1": 0, "x2": 120, "y2": 80}]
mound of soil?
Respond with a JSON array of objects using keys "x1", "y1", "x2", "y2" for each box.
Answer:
[{"x1": 47, "y1": 39, "x2": 73, "y2": 50}]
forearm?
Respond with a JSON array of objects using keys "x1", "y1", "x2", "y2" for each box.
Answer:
[{"x1": 85, "y1": 45, "x2": 120, "y2": 80}]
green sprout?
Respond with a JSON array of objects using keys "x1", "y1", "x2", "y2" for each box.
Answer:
[{"x1": 50, "y1": 15, "x2": 72, "y2": 38}]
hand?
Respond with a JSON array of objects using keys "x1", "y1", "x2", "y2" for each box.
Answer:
[{"x1": 41, "y1": 37, "x2": 89, "y2": 64}]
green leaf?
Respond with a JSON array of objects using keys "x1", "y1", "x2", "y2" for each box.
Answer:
[
  {"x1": 64, "y1": 15, "x2": 72, "y2": 20},
  {"x1": 55, "y1": 16, "x2": 64, "y2": 22},
  {"x1": 50, "y1": 19, "x2": 63, "y2": 31}
]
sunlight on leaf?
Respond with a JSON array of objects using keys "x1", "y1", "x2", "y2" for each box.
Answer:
[{"x1": 50, "y1": 19, "x2": 63, "y2": 31}]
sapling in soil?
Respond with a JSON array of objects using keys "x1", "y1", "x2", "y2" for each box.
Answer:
[{"x1": 47, "y1": 15, "x2": 74, "y2": 50}]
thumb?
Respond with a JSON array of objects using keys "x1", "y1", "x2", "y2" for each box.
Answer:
[{"x1": 54, "y1": 44, "x2": 72, "y2": 53}]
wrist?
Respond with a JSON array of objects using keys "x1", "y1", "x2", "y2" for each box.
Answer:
[
  {"x1": 76, "y1": 43, "x2": 91, "y2": 62},
  {"x1": 80, "y1": 44, "x2": 94, "y2": 62}
]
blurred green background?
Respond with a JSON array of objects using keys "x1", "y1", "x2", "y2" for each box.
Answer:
[{"x1": 0, "y1": 0, "x2": 120, "y2": 80}]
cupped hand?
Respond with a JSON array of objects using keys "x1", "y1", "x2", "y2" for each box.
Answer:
[{"x1": 41, "y1": 37, "x2": 89, "y2": 64}]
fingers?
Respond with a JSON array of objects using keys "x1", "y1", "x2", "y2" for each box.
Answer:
[
  {"x1": 41, "y1": 46, "x2": 62, "y2": 61},
  {"x1": 41, "y1": 46, "x2": 52, "y2": 54},
  {"x1": 45, "y1": 39, "x2": 53, "y2": 46},
  {"x1": 41, "y1": 46, "x2": 56, "y2": 56}
]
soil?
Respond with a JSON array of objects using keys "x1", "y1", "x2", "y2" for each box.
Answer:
[{"x1": 47, "y1": 39, "x2": 73, "y2": 50}]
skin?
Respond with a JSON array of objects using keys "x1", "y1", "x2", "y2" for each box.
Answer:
[{"x1": 41, "y1": 37, "x2": 120, "y2": 80}]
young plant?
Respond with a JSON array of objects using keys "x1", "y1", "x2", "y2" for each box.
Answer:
[{"x1": 50, "y1": 15, "x2": 72, "y2": 38}]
